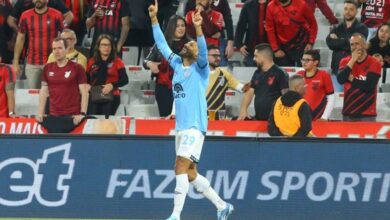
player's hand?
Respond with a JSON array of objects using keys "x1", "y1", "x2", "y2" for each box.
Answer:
[
  {"x1": 192, "y1": 10, "x2": 203, "y2": 27},
  {"x1": 165, "y1": 114, "x2": 175, "y2": 120},
  {"x1": 196, "y1": 4, "x2": 205, "y2": 12},
  {"x1": 36, "y1": 114, "x2": 44, "y2": 123},
  {"x1": 329, "y1": 33, "x2": 338, "y2": 39},
  {"x1": 242, "y1": 82, "x2": 251, "y2": 92},
  {"x1": 351, "y1": 49, "x2": 362, "y2": 62},
  {"x1": 225, "y1": 41, "x2": 234, "y2": 59},
  {"x1": 147, "y1": 61, "x2": 160, "y2": 74},
  {"x1": 102, "y1": 83, "x2": 113, "y2": 95},
  {"x1": 274, "y1": 50, "x2": 285, "y2": 58},
  {"x1": 237, "y1": 111, "x2": 251, "y2": 120},
  {"x1": 304, "y1": 43, "x2": 313, "y2": 51},
  {"x1": 148, "y1": 0, "x2": 158, "y2": 18},
  {"x1": 12, "y1": 62, "x2": 21, "y2": 77},
  {"x1": 348, "y1": 74, "x2": 354, "y2": 82},
  {"x1": 95, "y1": 7, "x2": 105, "y2": 19},
  {"x1": 240, "y1": 45, "x2": 249, "y2": 57},
  {"x1": 73, "y1": 115, "x2": 85, "y2": 125}
]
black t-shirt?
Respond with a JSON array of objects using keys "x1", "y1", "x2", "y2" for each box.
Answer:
[
  {"x1": 250, "y1": 65, "x2": 289, "y2": 120},
  {"x1": 10, "y1": 0, "x2": 69, "y2": 19}
]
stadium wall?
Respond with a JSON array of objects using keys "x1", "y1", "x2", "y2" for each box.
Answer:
[{"x1": 0, "y1": 135, "x2": 389, "y2": 220}]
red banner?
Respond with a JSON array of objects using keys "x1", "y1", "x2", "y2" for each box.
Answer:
[
  {"x1": 134, "y1": 119, "x2": 390, "y2": 138},
  {"x1": 0, "y1": 118, "x2": 130, "y2": 134}
]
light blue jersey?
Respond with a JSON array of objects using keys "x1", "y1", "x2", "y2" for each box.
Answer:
[{"x1": 152, "y1": 24, "x2": 209, "y2": 132}]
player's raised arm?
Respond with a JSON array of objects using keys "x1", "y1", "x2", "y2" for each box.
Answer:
[
  {"x1": 149, "y1": 0, "x2": 178, "y2": 65},
  {"x1": 192, "y1": 10, "x2": 207, "y2": 68}
]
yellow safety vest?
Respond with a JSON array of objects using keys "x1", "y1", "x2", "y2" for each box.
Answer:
[{"x1": 274, "y1": 97, "x2": 310, "y2": 136}]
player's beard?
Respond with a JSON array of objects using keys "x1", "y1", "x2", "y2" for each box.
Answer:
[
  {"x1": 279, "y1": 0, "x2": 289, "y2": 4},
  {"x1": 34, "y1": 1, "x2": 45, "y2": 9},
  {"x1": 209, "y1": 61, "x2": 219, "y2": 69},
  {"x1": 179, "y1": 47, "x2": 192, "y2": 59}
]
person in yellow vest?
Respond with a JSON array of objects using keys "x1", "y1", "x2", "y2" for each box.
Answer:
[
  {"x1": 268, "y1": 74, "x2": 313, "y2": 137},
  {"x1": 47, "y1": 29, "x2": 87, "y2": 70}
]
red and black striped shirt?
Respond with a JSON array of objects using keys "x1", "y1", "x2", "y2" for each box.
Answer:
[
  {"x1": 338, "y1": 55, "x2": 382, "y2": 116},
  {"x1": 18, "y1": 7, "x2": 64, "y2": 65},
  {"x1": 87, "y1": 0, "x2": 130, "y2": 43},
  {"x1": 0, "y1": 63, "x2": 16, "y2": 117}
]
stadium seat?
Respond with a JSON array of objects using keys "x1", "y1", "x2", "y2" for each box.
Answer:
[
  {"x1": 125, "y1": 104, "x2": 160, "y2": 118},
  {"x1": 15, "y1": 89, "x2": 40, "y2": 116}
]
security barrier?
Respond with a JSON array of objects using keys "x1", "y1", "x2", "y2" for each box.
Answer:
[{"x1": 0, "y1": 135, "x2": 389, "y2": 220}]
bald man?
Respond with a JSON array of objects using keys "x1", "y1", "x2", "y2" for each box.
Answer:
[{"x1": 268, "y1": 74, "x2": 313, "y2": 137}]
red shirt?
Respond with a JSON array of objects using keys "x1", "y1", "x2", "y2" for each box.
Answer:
[
  {"x1": 42, "y1": 61, "x2": 87, "y2": 116},
  {"x1": 87, "y1": 57, "x2": 126, "y2": 96},
  {"x1": 257, "y1": 3, "x2": 266, "y2": 45},
  {"x1": 265, "y1": 0, "x2": 318, "y2": 51},
  {"x1": 18, "y1": 8, "x2": 64, "y2": 65},
  {"x1": 186, "y1": 9, "x2": 224, "y2": 46},
  {"x1": 298, "y1": 69, "x2": 334, "y2": 120},
  {"x1": 361, "y1": 0, "x2": 390, "y2": 28},
  {"x1": 339, "y1": 55, "x2": 382, "y2": 116},
  {"x1": 0, "y1": 64, "x2": 16, "y2": 117}
]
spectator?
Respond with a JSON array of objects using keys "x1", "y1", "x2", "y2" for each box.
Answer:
[
  {"x1": 358, "y1": 0, "x2": 390, "y2": 40},
  {"x1": 47, "y1": 29, "x2": 88, "y2": 70},
  {"x1": 157, "y1": 0, "x2": 180, "y2": 30},
  {"x1": 234, "y1": 0, "x2": 268, "y2": 67},
  {"x1": 368, "y1": 22, "x2": 390, "y2": 68},
  {"x1": 0, "y1": 0, "x2": 13, "y2": 64},
  {"x1": 143, "y1": 15, "x2": 190, "y2": 117},
  {"x1": 185, "y1": 0, "x2": 224, "y2": 47},
  {"x1": 13, "y1": 0, "x2": 64, "y2": 89},
  {"x1": 297, "y1": 50, "x2": 335, "y2": 121},
  {"x1": 268, "y1": 74, "x2": 313, "y2": 137},
  {"x1": 64, "y1": 0, "x2": 89, "y2": 46},
  {"x1": 185, "y1": 0, "x2": 235, "y2": 65},
  {"x1": 7, "y1": 0, "x2": 72, "y2": 33},
  {"x1": 86, "y1": 0, "x2": 130, "y2": 56},
  {"x1": 337, "y1": 33, "x2": 382, "y2": 121},
  {"x1": 266, "y1": 0, "x2": 318, "y2": 67},
  {"x1": 326, "y1": 0, "x2": 368, "y2": 91},
  {"x1": 86, "y1": 34, "x2": 128, "y2": 118},
  {"x1": 206, "y1": 45, "x2": 246, "y2": 119},
  {"x1": 0, "y1": 50, "x2": 16, "y2": 117},
  {"x1": 36, "y1": 37, "x2": 89, "y2": 133},
  {"x1": 305, "y1": 0, "x2": 338, "y2": 25},
  {"x1": 238, "y1": 43, "x2": 289, "y2": 121}
]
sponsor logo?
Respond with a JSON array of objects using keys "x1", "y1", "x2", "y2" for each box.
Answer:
[
  {"x1": 0, "y1": 143, "x2": 74, "y2": 207},
  {"x1": 64, "y1": 71, "x2": 71, "y2": 78},
  {"x1": 173, "y1": 83, "x2": 186, "y2": 99}
]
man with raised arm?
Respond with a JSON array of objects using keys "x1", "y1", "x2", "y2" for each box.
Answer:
[{"x1": 149, "y1": 1, "x2": 234, "y2": 220}]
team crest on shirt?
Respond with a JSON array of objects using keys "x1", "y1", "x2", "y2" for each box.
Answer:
[
  {"x1": 267, "y1": 76, "x2": 275, "y2": 85},
  {"x1": 49, "y1": 72, "x2": 55, "y2": 77},
  {"x1": 184, "y1": 69, "x2": 191, "y2": 77},
  {"x1": 110, "y1": 2, "x2": 116, "y2": 8},
  {"x1": 64, "y1": 71, "x2": 71, "y2": 78},
  {"x1": 312, "y1": 80, "x2": 320, "y2": 91}
]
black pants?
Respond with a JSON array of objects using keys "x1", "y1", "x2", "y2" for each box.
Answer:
[
  {"x1": 155, "y1": 84, "x2": 173, "y2": 117},
  {"x1": 40, "y1": 115, "x2": 86, "y2": 133},
  {"x1": 88, "y1": 95, "x2": 120, "y2": 118}
]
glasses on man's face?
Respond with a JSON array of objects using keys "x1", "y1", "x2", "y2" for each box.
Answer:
[
  {"x1": 208, "y1": 54, "x2": 220, "y2": 58},
  {"x1": 301, "y1": 59, "x2": 314, "y2": 63}
]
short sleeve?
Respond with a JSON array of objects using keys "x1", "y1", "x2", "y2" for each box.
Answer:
[
  {"x1": 323, "y1": 71, "x2": 334, "y2": 94},
  {"x1": 119, "y1": 0, "x2": 131, "y2": 17},
  {"x1": 276, "y1": 70, "x2": 289, "y2": 90},
  {"x1": 76, "y1": 64, "x2": 87, "y2": 84}
]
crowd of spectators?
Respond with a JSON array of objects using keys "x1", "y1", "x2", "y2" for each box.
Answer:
[{"x1": 0, "y1": 0, "x2": 389, "y2": 131}]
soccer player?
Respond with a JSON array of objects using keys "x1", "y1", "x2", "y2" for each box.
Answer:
[
  {"x1": 0, "y1": 51, "x2": 16, "y2": 117},
  {"x1": 13, "y1": 0, "x2": 64, "y2": 88},
  {"x1": 148, "y1": 1, "x2": 234, "y2": 220},
  {"x1": 297, "y1": 50, "x2": 335, "y2": 120},
  {"x1": 36, "y1": 37, "x2": 89, "y2": 133},
  {"x1": 337, "y1": 33, "x2": 382, "y2": 121}
]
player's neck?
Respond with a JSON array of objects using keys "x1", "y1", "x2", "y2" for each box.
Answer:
[
  {"x1": 305, "y1": 68, "x2": 317, "y2": 77},
  {"x1": 261, "y1": 62, "x2": 273, "y2": 72},
  {"x1": 183, "y1": 58, "x2": 194, "y2": 67},
  {"x1": 345, "y1": 18, "x2": 356, "y2": 28},
  {"x1": 34, "y1": 6, "x2": 48, "y2": 14},
  {"x1": 56, "y1": 58, "x2": 68, "y2": 67},
  {"x1": 67, "y1": 48, "x2": 75, "y2": 54}
]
